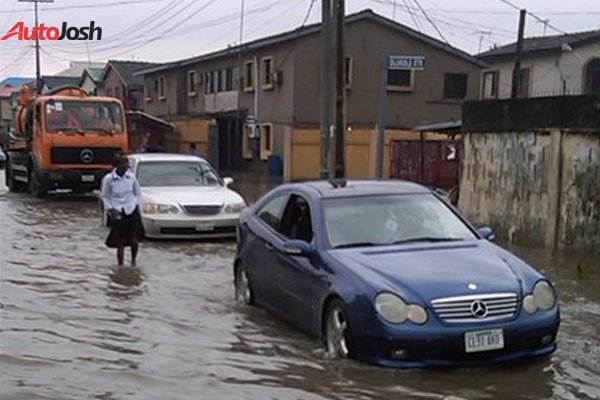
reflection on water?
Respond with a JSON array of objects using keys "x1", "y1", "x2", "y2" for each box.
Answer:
[{"x1": 1, "y1": 185, "x2": 599, "y2": 400}]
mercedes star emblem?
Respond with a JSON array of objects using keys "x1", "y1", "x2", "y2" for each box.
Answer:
[
  {"x1": 80, "y1": 149, "x2": 94, "y2": 163},
  {"x1": 470, "y1": 300, "x2": 488, "y2": 318}
]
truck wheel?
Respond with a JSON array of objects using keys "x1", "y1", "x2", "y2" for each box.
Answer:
[
  {"x1": 29, "y1": 169, "x2": 48, "y2": 198},
  {"x1": 6, "y1": 164, "x2": 22, "y2": 193}
]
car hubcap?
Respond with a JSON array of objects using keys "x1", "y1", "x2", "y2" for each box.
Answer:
[
  {"x1": 236, "y1": 267, "x2": 250, "y2": 304},
  {"x1": 327, "y1": 307, "x2": 349, "y2": 357}
]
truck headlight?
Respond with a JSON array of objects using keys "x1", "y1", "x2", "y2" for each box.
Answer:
[
  {"x1": 375, "y1": 293, "x2": 427, "y2": 324},
  {"x1": 225, "y1": 202, "x2": 246, "y2": 213},
  {"x1": 142, "y1": 203, "x2": 179, "y2": 214},
  {"x1": 523, "y1": 280, "x2": 556, "y2": 314}
]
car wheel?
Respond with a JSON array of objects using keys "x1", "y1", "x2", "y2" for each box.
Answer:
[
  {"x1": 234, "y1": 263, "x2": 253, "y2": 305},
  {"x1": 325, "y1": 299, "x2": 355, "y2": 359}
]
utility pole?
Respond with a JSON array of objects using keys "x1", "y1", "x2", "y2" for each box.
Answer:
[
  {"x1": 19, "y1": 0, "x2": 54, "y2": 95},
  {"x1": 333, "y1": 0, "x2": 345, "y2": 179},
  {"x1": 320, "y1": 0, "x2": 332, "y2": 179},
  {"x1": 511, "y1": 9, "x2": 526, "y2": 99}
]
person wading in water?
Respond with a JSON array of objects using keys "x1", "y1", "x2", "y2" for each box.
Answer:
[{"x1": 101, "y1": 154, "x2": 145, "y2": 266}]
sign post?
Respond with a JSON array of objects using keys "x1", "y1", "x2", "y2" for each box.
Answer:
[{"x1": 377, "y1": 54, "x2": 426, "y2": 178}]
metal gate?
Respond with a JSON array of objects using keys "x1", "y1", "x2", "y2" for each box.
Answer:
[{"x1": 390, "y1": 139, "x2": 460, "y2": 192}]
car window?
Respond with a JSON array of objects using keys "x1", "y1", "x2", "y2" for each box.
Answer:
[
  {"x1": 323, "y1": 194, "x2": 476, "y2": 248},
  {"x1": 136, "y1": 161, "x2": 221, "y2": 187},
  {"x1": 257, "y1": 194, "x2": 289, "y2": 231},
  {"x1": 280, "y1": 195, "x2": 313, "y2": 242}
]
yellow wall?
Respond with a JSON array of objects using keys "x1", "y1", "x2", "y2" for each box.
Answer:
[
  {"x1": 173, "y1": 118, "x2": 213, "y2": 155},
  {"x1": 288, "y1": 128, "x2": 457, "y2": 180},
  {"x1": 291, "y1": 129, "x2": 321, "y2": 179},
  {"x1": 346, "y1": 129, "x2": 373, "y2": 178}
]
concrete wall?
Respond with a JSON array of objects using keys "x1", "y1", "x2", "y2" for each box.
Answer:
[{"x1": 459, "y1": 131, "x2": 599, "y2": 251}]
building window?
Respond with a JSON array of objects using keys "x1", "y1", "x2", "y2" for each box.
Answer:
[
  {"x1": 158, "y1": 76, "x2": 166, "y2": 100},
  {"x1": 443, "y1": 73, "x2": 468, "y2": 99},
  {"x1": 225, "y1": 67, "x2": 234, "y2": 91},
  {"x1": 482, "y1": 70, "x2": 499, "y2": 99},
  {"x1": 187, "y1": 70, "x2": 197, "y2": 96},
  {"x1": 345, "y1": 56, "x2": 353, "y2": 88},
  {"x1": 216, "y1": 70, "x2": 223, "y2": 92},
  {"x1": 144, "y1": 80, "x2": 152, "y2": 102},
  {"x1": 205, "y1": 72, "x2": 210, "y2": 94},
  {"x1": 260, "y1": 123, "x2": 273, "y2": 160},
  {"x1": 244, "y1": 60, "x2": 254, "y2": 91},
  {"x1": 115, "y1": 86, "x2": 121, "y2": 99},
  {"x1": 387, "y1": 69, "x2": 414, "y2": 91},
  {"x1": 584, "y1": 58, "x2": 600, "y2": 95},
  {"x1": 106, "y1": 87, "x2": 112, "y2": 97},
  {"x1": 516, "y1": 67, "x2": 530, "y2": 98},
  {"x1": 243, "y1": 124, "x2": 253, "y2": 159},
  {"x1": 262, "y1": 57, "x2": 273, "y2": 90}
]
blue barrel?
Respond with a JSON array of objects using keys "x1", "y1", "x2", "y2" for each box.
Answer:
[{"x1": 268, "y1": 155, "x2": 283, "y2": 176}]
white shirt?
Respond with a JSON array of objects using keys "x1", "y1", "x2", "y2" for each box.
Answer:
[{"x1": 101, "y1": 169, "x2": 142, "y2": 215}]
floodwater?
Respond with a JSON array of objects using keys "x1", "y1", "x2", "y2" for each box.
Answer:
[{"x1": 1, "y1": 172, "x2": 599, "y2": 400}]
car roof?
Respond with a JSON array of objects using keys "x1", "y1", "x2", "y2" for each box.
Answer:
[
  {"x1": 280, "y1": 180, "x2": 431, "y2": 198},
  {"x1": 128, "y1": 153, "x2": 208, "y2": 163}
]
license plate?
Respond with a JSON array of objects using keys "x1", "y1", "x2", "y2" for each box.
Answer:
[
  {"x1": 464, "y1": 329, "x2": 504, "y2": 353},
  {"x1": 195, "y1": 222, "x2": 215, "y2": 232},
  {"x1": 81, "y1": 174, "x2": 95, "y2": 183}
]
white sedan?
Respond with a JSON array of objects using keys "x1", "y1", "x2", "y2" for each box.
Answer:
[{"x1": 102, "y1": 153, "x2": 246, "y2": 239}]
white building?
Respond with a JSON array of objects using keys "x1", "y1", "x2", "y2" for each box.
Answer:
[{"x1": 478, "y1": 30, "x2": 600, "y2": 99}]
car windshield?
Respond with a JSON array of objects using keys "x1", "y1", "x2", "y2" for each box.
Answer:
[
  {"x1": 323, "y1": 194, "x2": 477, "y2": 248},
  {"x1": 136, "y1": 161, "x2": 222, "y2": 187},
  {"x1": 45, "y1": 100, "x2": 124, "y2": 133}
]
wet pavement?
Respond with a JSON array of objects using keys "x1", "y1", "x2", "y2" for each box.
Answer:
[{"x1": 1, "y1": 171, "x2": 599, "y2": 400}]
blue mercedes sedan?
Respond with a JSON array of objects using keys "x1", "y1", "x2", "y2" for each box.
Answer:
[{"x1": 233, "y1": 180, "x2": 560, "y2": 367}]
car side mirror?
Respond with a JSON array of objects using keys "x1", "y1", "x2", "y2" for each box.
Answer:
[
  {"x1": 478, "y1": 226, "x2": 496, "y2": 241},
  {"x1": 223, "y1": 177, "x2": 234, "y2": 187},
  {"x1": 282, "y1": 239, "x2": 313, "y2": 257}
]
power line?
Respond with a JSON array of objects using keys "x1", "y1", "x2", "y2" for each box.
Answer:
[
  {"x1": 495, "y1": 0, "x2": 567, "y2": 34},
  {"x1": 403, "y1": 0, "x2": 423, "y2": 31},
  {"x1": 0, "y1": 0, "x2": 168, "y2": 13},
  {"x1": 410, "y1": 0, "x2": 449, "y2": 43}
]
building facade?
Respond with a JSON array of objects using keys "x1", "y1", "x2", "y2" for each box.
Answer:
[
  {"x1": 478, "y1": 30, "x2": 600, "y2": 99},
  {"x1": 98, "y1": 60, "x2": 156, "y2": 111},
  {"x1": 139, "y1": 10, "x2": 484, "y2": 173}
]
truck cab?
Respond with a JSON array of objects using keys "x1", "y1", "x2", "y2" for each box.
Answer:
[{"x1": 5, "y1": 86, "x2": 128, "y2": 197}]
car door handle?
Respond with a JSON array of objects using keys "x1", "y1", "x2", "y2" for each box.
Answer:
[{"x1": 264, "y1": 242, "x2": 274, "y2": 251}]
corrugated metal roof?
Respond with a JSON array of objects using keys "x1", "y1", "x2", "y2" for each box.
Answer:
[{"x1": 478, "y1": 29, "x2": 600, "y2": 61}]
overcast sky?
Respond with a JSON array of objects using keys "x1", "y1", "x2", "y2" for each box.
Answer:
[{"x1": 1, "y1": 0, "x2": 599, "y2": 79}]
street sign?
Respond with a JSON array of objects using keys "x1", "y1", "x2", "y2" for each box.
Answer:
[{"x1": 388, "y1": 55, "x2": 426, "y2": 70}]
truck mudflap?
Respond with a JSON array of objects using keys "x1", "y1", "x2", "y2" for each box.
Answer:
[{"x1": 37, "y1": 168, "x2": 111, "y2": 192}]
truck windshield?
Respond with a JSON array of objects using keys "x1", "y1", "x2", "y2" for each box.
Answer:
[{"x1": 45, "y1": 100, "x2": 124, "y2": 133}]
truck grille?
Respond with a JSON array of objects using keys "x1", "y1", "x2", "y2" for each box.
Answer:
[
  {"x1": 182, "y1": 205, "x2": 222, "y2": 216},
  {"x1": 431, "y1": 293, "x2": 519, "y2": 324},
  {"x1": 51, "y1": 147, "x2": 121, "y2": 165}
]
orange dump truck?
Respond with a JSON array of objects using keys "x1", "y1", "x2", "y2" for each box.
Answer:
[{"x1": 4, "y1": 85, "x2": 128, "y2": 197}]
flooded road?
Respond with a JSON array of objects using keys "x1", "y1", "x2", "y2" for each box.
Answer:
[{"x1": 1, "y1": 172, "x2": 599, "y2": 400}]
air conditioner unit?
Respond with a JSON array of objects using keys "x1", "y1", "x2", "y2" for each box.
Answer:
[{"x1": 272, "y1": 70, "x2": 283, "y2": 84}]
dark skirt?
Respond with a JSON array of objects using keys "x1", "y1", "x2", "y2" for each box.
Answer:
[{"x1": 105, "y1": 207, "x2": 145, "y2": 248}]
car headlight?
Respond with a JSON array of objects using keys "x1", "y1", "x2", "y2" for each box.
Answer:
[
  {"x1": 225, "y1": 202, "x2": 246, "y2": 213},
  {"x1": 142, "y1": 203, "x2": 180, "y2": 214},
  {"x1": 523, "y1": 280, "x2": 556, "y2": 314},
  {"x1": 374, "y1": 293, "x2": 428, "y2": 324}
]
